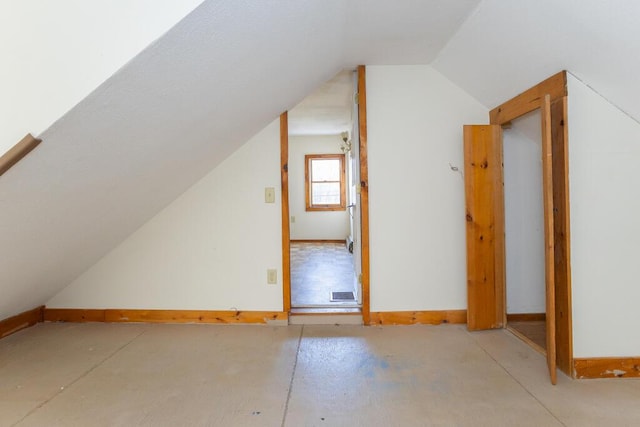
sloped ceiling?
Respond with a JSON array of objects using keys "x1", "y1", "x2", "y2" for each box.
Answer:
[
  {"x1": 3, "y1": 0, "x2": 640, "y2": 320},
  {"x1": 0, "y1": 0, "x2": 479, "y2": 319},
  {"x1": 288, "y1": 70, "x2": 355, "y2": 136},
  {"x1": 432, "y1": 0, "x2": 640, "y2": 119}
]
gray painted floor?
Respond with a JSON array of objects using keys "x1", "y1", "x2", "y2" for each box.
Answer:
[{"x1": 1, "y1": 323, "x2": 639, "y2": 426}]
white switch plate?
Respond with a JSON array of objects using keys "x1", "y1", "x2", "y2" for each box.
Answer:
[
  {"x1": 267, "y1": 269, "x2": 277, "y2": 284},
  {"x1": 265, "y1": 187, "x2": 275, "y2": 203},
  {"x1": 291, "y1": 216, "x2": 296, "y2": 223}
]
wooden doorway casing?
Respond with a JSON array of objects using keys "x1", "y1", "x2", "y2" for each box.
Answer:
[
  {"x1": 280, "y1": 66, "x2": 371, "y2": 323},
  {"x1": 465, "y1": 71, "x2": 573, "y2": 379}
]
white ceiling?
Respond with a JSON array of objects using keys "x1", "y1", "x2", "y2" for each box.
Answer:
[
  {"x1": 432, "y1": 0, "x2": 640, "y2": 119},
  {"x1": 3, "y1": 0, "x2": 640, "y2": 319},
  {"x1": 288, "y1": 70, "x2": 355, "y2": 136}
]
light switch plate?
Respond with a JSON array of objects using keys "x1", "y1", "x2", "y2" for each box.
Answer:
[
  {"x1": 267, "y1": 269, "x2": 277, "y2": 284},
  {"x1": 265, "y1": 187, "x2": 275, "y2": 203}
]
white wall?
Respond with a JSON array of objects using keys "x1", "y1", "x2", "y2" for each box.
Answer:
[
  {"x1": 47, "y1": 120, "x2": 282, "y2": 311},
  {"x1": 503, "y1": 111, "x2": 546, "y2": 314},
  {"x1": 0, "y1": 0, "x2": 203, "y2": 153},
  {"x1": 366, "y1": 65, "x2": 488, "y2": 311},
  {"x1": 289, "y1": 135, "x2": 350, "y2": 240},
  {"x1": 568, "y1": 74, "x2": 640, "y2": 357}
]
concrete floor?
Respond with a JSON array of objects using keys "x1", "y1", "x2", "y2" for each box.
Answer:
[{"x1": 2, "y1": 323, "x2": 640, "y2": 426}]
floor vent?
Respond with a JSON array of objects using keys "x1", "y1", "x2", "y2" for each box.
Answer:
[{"x1": 331, "y1": 291, "x2": 355, "y2": 301}]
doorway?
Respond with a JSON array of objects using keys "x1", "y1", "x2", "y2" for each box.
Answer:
[
  {"x1": 503, "y1": 110, "x2": 547, "y2": 353},
  {"x1": 281, "y1": 66, "x2": 371, "y2": 320},
  {"x1": 464, "y1": 71, "x2": 573, "y2": 383}
]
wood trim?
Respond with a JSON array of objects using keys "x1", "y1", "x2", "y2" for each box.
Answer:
[
  {"x1": 0, "y1": 306, "x2": 44, "y2": 339},
  {"x1": 541, "y1": 94, "x2": 557, "y2": 385},
  {"x1": 574, "y1": 358, "x2": 640, "y2": 379},
  {"x1": 44, "y1": 308, "x2": 106, "y2": 322},
  {"x1": 488, "y1": 71, "x2": 573, "y2": 380},
  {"x1": 369, "y1": 310, "x2": 466, "y2": 326},
  {"x1": 0, "y1": 133, "x2": 42, "y2": 176},
  {"x1": 551, "y1": 96, "x2": 573, "y2": 377},
  {"x1": 507, "y1": 313, "x2": 546, "y2": 322},
  {"x1": 45, "y1": 308, "x2": 288, "y2": 324},
  {"x1": 357, "y1": 65, "x2": 371, "y2": 325},
  {"x1": 280, "y1": 112, "x2": 291, "y2": 314},
  {"x1": 489, "y1": 71, "x2": 567, "y2": 125},
  {"x1": 290, "y1": 239, "x2": 346, "y2": 244}
]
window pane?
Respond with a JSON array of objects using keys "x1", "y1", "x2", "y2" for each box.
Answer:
[
  {"x1": 312, "y1": 182, "x2": 340, "y2": 205},
  {"x1": 311, "y1": 159, "x2": 340, "y2": 181}
]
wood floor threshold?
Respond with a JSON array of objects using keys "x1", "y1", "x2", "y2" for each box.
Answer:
[
  {"x1": 0, "y1": 305, "x2": 44, "y2": 339},
  {"x1": 574, "y1": 357, "x2": 640, "y2": 379},
  {"x1": 44, "y1": 308, "x2": 287, "y2": 324},
  {"x1": 369, "y1": 310, "x2": 467, "y2": 326}
]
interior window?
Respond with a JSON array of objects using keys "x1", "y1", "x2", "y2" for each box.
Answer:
[{"x1": 305, "y1": 154, "x2": 346, "y2": 211}]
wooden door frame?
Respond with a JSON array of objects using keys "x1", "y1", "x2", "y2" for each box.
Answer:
[
  {"x1": 280, "y1": 65, "x2": 371, "y2": 323},
  {"x1": 489, "y1": 71, "x2": 573, "y2": 377}
]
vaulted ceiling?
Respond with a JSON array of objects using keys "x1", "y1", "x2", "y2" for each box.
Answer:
[{"x1": 2, "y1": 0, "x2": 638, "y2": 319}]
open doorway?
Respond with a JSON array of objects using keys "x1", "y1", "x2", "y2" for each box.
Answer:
[
  {"x1": 464, "y1": 71, "x2": 573, "y2": 383},
  {"x1": 283, "y1": 69, "x2": 363, "y2": 314},
  {"x1": 503, "y1": 110, "x2": 547, "y2": 353}
]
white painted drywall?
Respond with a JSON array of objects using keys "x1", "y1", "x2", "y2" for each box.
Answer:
[
  {"x1": 366, "y1": 65, "x2": 488, "y2": 311},
  {"x1": 433, "y1": 0, "x2": 640, "y2": 127},
  {"x1": 47, "y1": 120, "x2": 282, "y2": 311},
  {"x1": 1, "y1": 1, "x2": 349, "y2": 321},
  {"x1": 568, "y1": 74, "x2": 640, "y2": 357},
  {"x1": 289, "y1": 135, "x2": 350, "y2": 241},
  {"x1": 0, "y1": 0, "x2": 204, "y2": 153},
  {"x1": 503, "y1": 110, "x2": 546, "y2": 314}
]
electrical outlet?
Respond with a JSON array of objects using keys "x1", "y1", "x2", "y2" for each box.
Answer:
[{"x1": 267, "y1": 269, "x2": 277, "y2": 284}]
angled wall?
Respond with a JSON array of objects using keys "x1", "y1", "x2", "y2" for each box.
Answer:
[
  {"x1": 0, "y1": 0, "x2": 204, "y2": 153},
  {"x1": 48, "y1": 66, "x2": 489, "y2": 313},
  {"x1": 0, "y1": 1, "x2": 347, "y2": 321},
  {"x1": 568, "y1": 74, "x2": 640, "y2": 357},
  {"x1": 48, "y1": 120, "x2": 282, "y2": 311}
]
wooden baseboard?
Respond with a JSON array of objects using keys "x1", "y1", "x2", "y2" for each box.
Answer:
[
  {"x1": 0, "y1": 306, "x2": 44, "y2": 339},
  {"x1": 369, "y1": 310, "x2": 467, "y2": 326},
  {"x1": 574, "y1": 357, "x2": 640, "y2": 379},
  {"x1": 44, "y1": 308, "x2": 287, "y2": 324},
  {"x1": 507, "y1": 313, "x2": 546, "y2": 322},
  {"x1": 290, "y1": 239, "x2": 346, "y2": 244}
]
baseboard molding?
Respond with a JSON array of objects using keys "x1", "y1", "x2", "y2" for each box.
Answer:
[
  {"x1": 290, "y1": 239, "x2": 346, "y2": 244},
  {"x1": 507, "y1": 313, "x2": 546, "y2": 322},
  {"x1": 0, "y1": 306, "x2": 44, "y2": 339},
  {"x1": 574, "y1": 357, "x2": 640, "y2": 379},
  {"x1": 44, "y1": 308, "x2": 288, "y2": 325},
  {"x1": 369, "y1": 310, "x2": 467, "y2": 326}
]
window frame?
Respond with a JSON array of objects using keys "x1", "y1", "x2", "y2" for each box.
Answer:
[{"x1": 304, "y1": 153, "x2": 346, "y2": 211}]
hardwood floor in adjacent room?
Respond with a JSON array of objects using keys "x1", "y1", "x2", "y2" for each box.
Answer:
[
  {"x1": 290, "y1": 242, "x2": 358, "y2": 308},
  {"x1": 508, "y1": 320, "x2": 547, "y2": 353}
]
